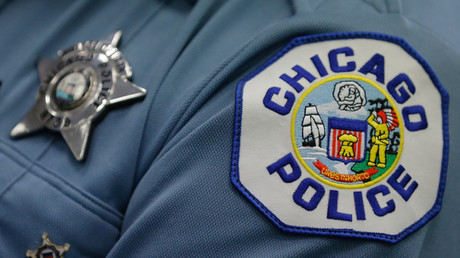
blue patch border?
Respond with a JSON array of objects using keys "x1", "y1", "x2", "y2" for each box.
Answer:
[{"x1": 230, "y1": 32, "x2": 449, "y2": 243}]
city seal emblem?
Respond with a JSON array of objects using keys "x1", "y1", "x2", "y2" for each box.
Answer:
[
  {"x1": 231, "y1": 32, "x2": 449, "y2": 243},
  {"x1": 292, "y1": 75, "x2": 402, "y2": 188}
]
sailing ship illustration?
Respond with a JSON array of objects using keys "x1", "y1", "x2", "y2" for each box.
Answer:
[{"x1": 302, "y1": 104, "x2": 325, "y2": 147}]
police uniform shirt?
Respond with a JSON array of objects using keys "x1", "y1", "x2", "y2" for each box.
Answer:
[{"x1": 0, "y1": 0, "x2": 458, "y2": 256}]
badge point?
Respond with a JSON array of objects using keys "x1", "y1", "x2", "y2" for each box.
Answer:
[
  {"x1": 10, "y1": 109, "x2": 44, "y2": 138},
  {"x1": 60, "y1": 122, "x2": 92, "y2": 161},
  {"x1": 108, "y1": 76, "x2": 147, "y2": 105},
  {"x1": 106, "y1": 30, "x2": 123, "y2": 47}
]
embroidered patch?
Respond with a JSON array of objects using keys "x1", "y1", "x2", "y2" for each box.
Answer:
[{"x1": 231, "y1": 32, "x2": 449, "y2": 243}]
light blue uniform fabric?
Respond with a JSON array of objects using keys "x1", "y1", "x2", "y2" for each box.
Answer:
[{"x1": 0, "y1": 0, "x2": 458, "y2": 256}]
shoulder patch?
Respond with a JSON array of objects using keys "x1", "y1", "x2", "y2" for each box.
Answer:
[{"x1": 231, "y1": 32, "x2": 449, "y2": 243}]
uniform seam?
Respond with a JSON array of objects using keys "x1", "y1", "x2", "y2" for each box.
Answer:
[
  {"x1": 133, "y1": 0, "x2": 226, "y2": 181},
  {"x1": 32, "y1": 161, "x2": 123, "y2": 220},
  {"x1": 156, "y1": 104, "x2": 233, "y2": 162},
  {"x1": 0, "y1": 169, "x2": 28, "y2": 202},
  {"x1": 165, "y1": 21, "x2": 291, "y2": 144},
  {"x1": 0, "y1": 139, "x2": 123, "y2": 225},
  {"x1": 27, "y1": 166, "x2": 122, "y2": 229},
  {"x1": 0, "y1": 0, "x2": 12, "y2": 15},
  {"x1": 385, "y1": 0, "x2": 402, "y2": 13},
  {"x1": 122, "y1": 0, "x2": 169, "y2": 46},
  {"x1": 401, "y1": 15, "x2": 460, "y2": 56},
  {"x1": 287, "y1": 0, "x2": 296, "y2": 15}
]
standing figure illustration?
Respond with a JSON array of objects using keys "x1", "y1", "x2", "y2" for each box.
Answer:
[{"x1": 367, "y1": 109, "x2": 399, "y2": 168}]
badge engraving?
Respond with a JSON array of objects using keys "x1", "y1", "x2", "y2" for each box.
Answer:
[
  {"x1": 10, "y1": 31, "x2": 146, "y2": 160},
  {"x1": 26, "y1": 232, "x2": 70, "y2": 258}
]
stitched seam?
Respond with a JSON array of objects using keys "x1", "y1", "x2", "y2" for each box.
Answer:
[
  {"x1": 0, "y1": 0, "x2": 13, "y2": 16},
  {"x1": 361, "y1": 0, "x2": 385, "y2": 13},
  {"x1": 0, "y1": 169, "x2": 28, "y2": 202},
  {"x1": 287, "y1": 0, "x2": 296, "y2": 15},
  {"x1": 165, "y1": 48, "x2": 245, "y2": 139},
  {"x1": 0, "y1": 139, "x2": 123, "y2": 222},
  {"x1": 27, "y1": 166, "x2": 121, "y2": 229},
  {"x1": 35, "y1": 136, "x2": 57, "y2": 160},
  {"x1": 157, "y1": 104, "x2": 233, "y2": 162},
  {"x1": 0, "y1": 139, "x2": 36, "y2": 167},
  {"x1": 166, "y1": 20, "x2": 294, "y2": 145},
  {"x1": 32, "y1": 161, "x2": 123, "y2": 220},
  {"x1": 122, "y1": 0, "x2": 169, "y2": 46},
  {"x1": 401, "y1": 15, "x2": 460, "y2": 56},
  {"x1": 133, "y1": 0, "x2": 225, "y2": 180}
]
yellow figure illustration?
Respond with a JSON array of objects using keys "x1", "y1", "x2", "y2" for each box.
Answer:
[
  {"x1": 367, "y1": 111, "x2": 390, "y2": 168},
  {"x1": 338, "y1": 134, "x2": 358, "y2": 157}
]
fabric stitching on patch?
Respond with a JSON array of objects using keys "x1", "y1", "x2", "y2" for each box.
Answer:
[{"x1": 231, "y1": 31, "x2": 449, "y2": 243}]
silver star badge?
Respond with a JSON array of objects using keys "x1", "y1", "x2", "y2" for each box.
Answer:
[
  {"x1": 26, "y1": 232, "x2": 70, "y2": 258},
  {"x1": 10, "y1": 31, "x2": 146, "y2": 161}
]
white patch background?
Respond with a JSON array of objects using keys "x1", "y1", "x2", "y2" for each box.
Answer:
[{"x1": 237, "y1": 38, "x2": 443, "y2": 235}]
